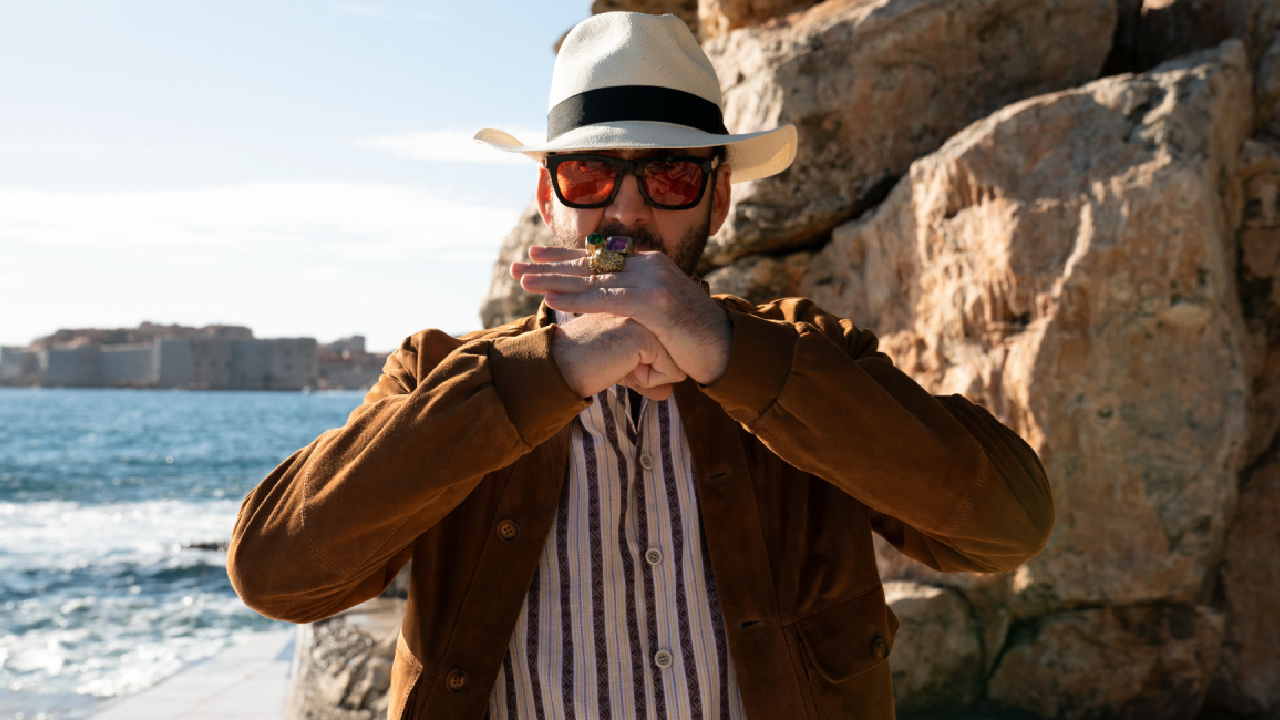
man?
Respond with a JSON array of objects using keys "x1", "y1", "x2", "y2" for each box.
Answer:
[{"x1": 229, "y1": 11, "x2": 1053, "y2": 720}]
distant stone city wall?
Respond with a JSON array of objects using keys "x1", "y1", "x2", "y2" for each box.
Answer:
[{"x1": 1, "y1": 337, "x2": 319, "y2": 391}]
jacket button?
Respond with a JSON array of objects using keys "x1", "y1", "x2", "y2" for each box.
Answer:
[
  {"x1": 497, "y1": 519, "x2": 520, "y2": 542},
  {"x1": 446, "y1": 668, "x2": 469, "y2": 692},
  {"x1": 871, "y1": 636, "x2": 889, "y2": 661}
]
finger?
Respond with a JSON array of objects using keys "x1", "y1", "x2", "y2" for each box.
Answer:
[
  {"x1": 521, "y1": 273, "x2": 593, "y2": 294},
  {"x1": 620, "y1": 377, "x2": 672, "y2": 400},
  {"x1": 630, "y1": 347, "x2": 687, "y2": 384},
  {"x1": 511, "y1": 257, "x2": 594, "y2": 280},
  {"x1": 522, "y1": 270, "x2": 643, "y2": 295},
  {"x1": 625, "y1": 367, "x2": 683, "y2": 400},
  {"x1": 528, "y1": 245, "x2": 587, "y2": 262},
  {"x1": 544, "y1": 289, "x2": 639, "y2": 316},
  {"x1": 515, "y1": 249, "x2": 665, "y2": 280},
  {"x1": 622, "y1": 370, "x2": 677, "y2": 400},
  {"x1": 644, "y1": 353, "x2": 687, "y2": 388}
]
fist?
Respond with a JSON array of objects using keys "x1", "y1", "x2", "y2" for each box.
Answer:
[{"x1": 551, "y1": 313, "x2": 687, "y2": 401}]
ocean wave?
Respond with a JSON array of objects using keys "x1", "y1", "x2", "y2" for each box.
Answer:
[{"x1": 0, "y1": 499, "x2": 286, "y2": 708}]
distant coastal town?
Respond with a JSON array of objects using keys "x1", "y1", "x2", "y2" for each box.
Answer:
[{"x1": 0, "y1": 322, "x2": 388, "y2": 391}]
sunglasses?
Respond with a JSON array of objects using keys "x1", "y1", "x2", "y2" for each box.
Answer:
[{"x1": 545, "y1": 153, "x2": 720, "y2": 210}]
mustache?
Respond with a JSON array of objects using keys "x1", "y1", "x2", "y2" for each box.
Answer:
[{"x1": 594, "y1": 223, "x2": 663, "y2": 252}]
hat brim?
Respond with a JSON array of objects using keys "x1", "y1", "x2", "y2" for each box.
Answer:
[{"x1": 474, "y1": 121, "x2": 797, "y2": 184}]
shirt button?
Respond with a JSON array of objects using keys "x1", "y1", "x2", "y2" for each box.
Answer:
[
  {"x1": 496, "y1": 519, "x2": 520, "y2": 542},
  {"x1": 638, "y1": 452, "x2": 655, "y2": 471},
  {"x1": 653, "y1": 649, "x2": 673, "y2": 669},
  {"x1": 446, "y1": 668, "x2": 469, "y2": 692},
  {"x1": 644, "y1": 547, "x2": 662, "y2": 566}
]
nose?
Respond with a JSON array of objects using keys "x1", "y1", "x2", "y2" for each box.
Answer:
[{"x1": 605, "y1": 172, "x2": 650, "y2": 228}]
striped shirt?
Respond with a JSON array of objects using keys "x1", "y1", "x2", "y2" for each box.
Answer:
[{"x1": 486, "y1": 365, "x2": 745, "y2": 719}]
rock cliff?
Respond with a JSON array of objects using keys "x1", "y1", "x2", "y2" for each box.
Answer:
[
  {"x1": 283, "y1": 2, "x2": 1280, "y2": 719},
  {"x1": 832, "y1": 42, "x2": 1250, "y2": 718}
]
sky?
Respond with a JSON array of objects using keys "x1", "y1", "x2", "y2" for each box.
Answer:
[{"x1": 0, "y1": 1, "x2": 592, "y2": 352}]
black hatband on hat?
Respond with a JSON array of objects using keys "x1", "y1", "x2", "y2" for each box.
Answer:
[{"x1": 547, "y1": 85, "x2": 729, "y2": 141}]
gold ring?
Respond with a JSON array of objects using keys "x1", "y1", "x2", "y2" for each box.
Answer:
[{"x1": 588, "y1": 249, "x2": 625, "y2": 275}]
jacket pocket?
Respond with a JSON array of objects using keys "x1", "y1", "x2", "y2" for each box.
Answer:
[
  {"x1": 389, "y1": 632, "x2": 423, "y2": 720},
  {"x1": 794, "y1": 586, "x2": 899, "y2": 683}
]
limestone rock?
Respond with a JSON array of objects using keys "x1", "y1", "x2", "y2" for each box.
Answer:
[
  {"x1": 987, "y1": 604, "x2": 1225, "y2": 720},
  {"x1": 873, "y1": 536, "x2": 1013, "y2": 680},
  {"x1": 591, "y1": 0, "x2": 699, "y2": 36},
  {"x1": 1237, "y1": 139, "x2": 1280, "y2": 462},
  {"x1": 802, "y1": 44, "x2": 1254, "y2": 608},
  {"x1": 1205, "y1": 137, "x2": 1280, "y2": 720},
  {"x1": 704, "y1": 251, "x2": 811, "y2": 304},
  {"x1": 480, "y1": 199, "x2": 550, "y2": 328},
  {"x1": 883, "y1": 582, "x2": 983, "y2": 715},
  {"x1": 286, "y1": 599, "x2": 404, "y2": 720},
  {"x1": 1206, "y1": 461, "x2": 1280, "y2": 717},
  {"x1": 1258, "y1": 36, "x2": 1280, "y2": 138},
  {"x1": 701, "y1": 0, "x2": 1117, "y2": 266},
  {"x1": 697, "y1": 0, "x2": 822, "y2": 41}
]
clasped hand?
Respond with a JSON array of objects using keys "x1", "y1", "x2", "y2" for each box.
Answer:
[{"x1": 510, "y1": 246, "x2": 731, "y2": 401}]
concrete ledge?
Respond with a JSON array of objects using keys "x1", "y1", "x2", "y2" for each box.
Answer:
[{"x1": 91, "y1": 629, "x2": 296, "y2": 720}]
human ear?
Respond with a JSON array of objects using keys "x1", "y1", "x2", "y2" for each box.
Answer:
[
  {"x1": 708, "y1": 164, "x2": 732, "y2": 235},
  {"x1": 536, "y1": 166, "x2": 555, "y2": 227}
]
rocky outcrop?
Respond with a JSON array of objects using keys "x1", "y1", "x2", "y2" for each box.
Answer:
[
  {"x1": 1259, "y1": 36, "x2": 1280, "y2": 138},
  {"x1": 704, "y1": 251, "x2": 811, "y2": 305},
  {"x1": 464, "y1": 2, "x2": 1280, "y2": 719},
  {"x1": 701, "y1": 0, "x2": 1118, "y2": 266},
  {"x1": 806, "y1": 43, "x2": 1252, "y2": 610},
  {"x1": 479, "y1": 200, "x2": 550, "y2": 330},
  {"x1": 1238, "y1": 139, "x2": 1280, "y2": 465},
  {"x1": 1208, "y1": 461, "x2": 1280, "y2": 717},
  {"x1": 697, "y1": 0, "x2": 822, "y2": 40},
  {"x1": 796, "y1": 42, "x2": 1254, "y2": 717},
  {"x1": 590, "y1": 0, "x2": 699, "y2": 36},
  {"x1": 286, "y1": 599, "x2": 403, "y2": 720},
  {"x1": 882, "y1": 582, "x2": 983, "y2": 715},
  {"x1": 1203, "y1": 137, "x2": 1280, "y2": 720},
  {"x1": 988, "y1": 604, "x2": 1226, "y2": 720}
]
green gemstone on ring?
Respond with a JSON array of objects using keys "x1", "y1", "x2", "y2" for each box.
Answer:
[{"x1": 586, "y1": 233, "x2": 605, "y2": 246}]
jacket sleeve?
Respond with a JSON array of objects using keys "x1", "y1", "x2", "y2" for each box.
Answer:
[
  {"x1": 227, "y1": 321, "x2": 588, "y2": 623},
  {"x1": 700, "y1": 296, "x2": 1054, "y2": 573}
]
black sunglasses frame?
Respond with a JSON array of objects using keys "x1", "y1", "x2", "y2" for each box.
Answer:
[{"x1": 545, "y1": 153, "x2": 720, "y2": 210}]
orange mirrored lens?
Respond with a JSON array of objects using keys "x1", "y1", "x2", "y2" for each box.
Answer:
[
  {"x1": 643, "y1": 161, "x2": 704, "y2": 207},
  {"x1": 556, "y1": 160, "x2": 616, "y2": 205}
]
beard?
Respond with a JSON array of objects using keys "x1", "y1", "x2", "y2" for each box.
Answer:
[{"x1": 551, "y1": 218, "x2": 711, "y2": 276}]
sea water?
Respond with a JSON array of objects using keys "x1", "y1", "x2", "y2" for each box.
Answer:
[{"x1": 0, "y1": 387, "x2": 365, "y2": 718}]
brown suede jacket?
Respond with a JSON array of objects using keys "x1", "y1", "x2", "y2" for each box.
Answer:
[{"x1": 228, "y1": 296, "x2": 1053, "y2": 720}]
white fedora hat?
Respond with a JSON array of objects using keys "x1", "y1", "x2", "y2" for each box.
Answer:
[{"x1": 474, "y1": 11, "x2": 797, "y2": 184}]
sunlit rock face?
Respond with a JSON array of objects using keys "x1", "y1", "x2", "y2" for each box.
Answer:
[
  {"x1": 812, "y1": 44, "x2": 1254, "y2": 718},
  {"x1": 806, "y1": 44, "x2": 1252, "y2": 610},
  {"x1": 480, "y1": 200, "x2": 550, "y2": 331},
  {"x1": 468, "y1": 2, "x2": 1280, "y2": 718},
  {"x1": 696, "y1": 0, "x2": 824, "y2": 41},
  {"x1": 701, "y1": 0, "x2": 1118, "y2": 266}
]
